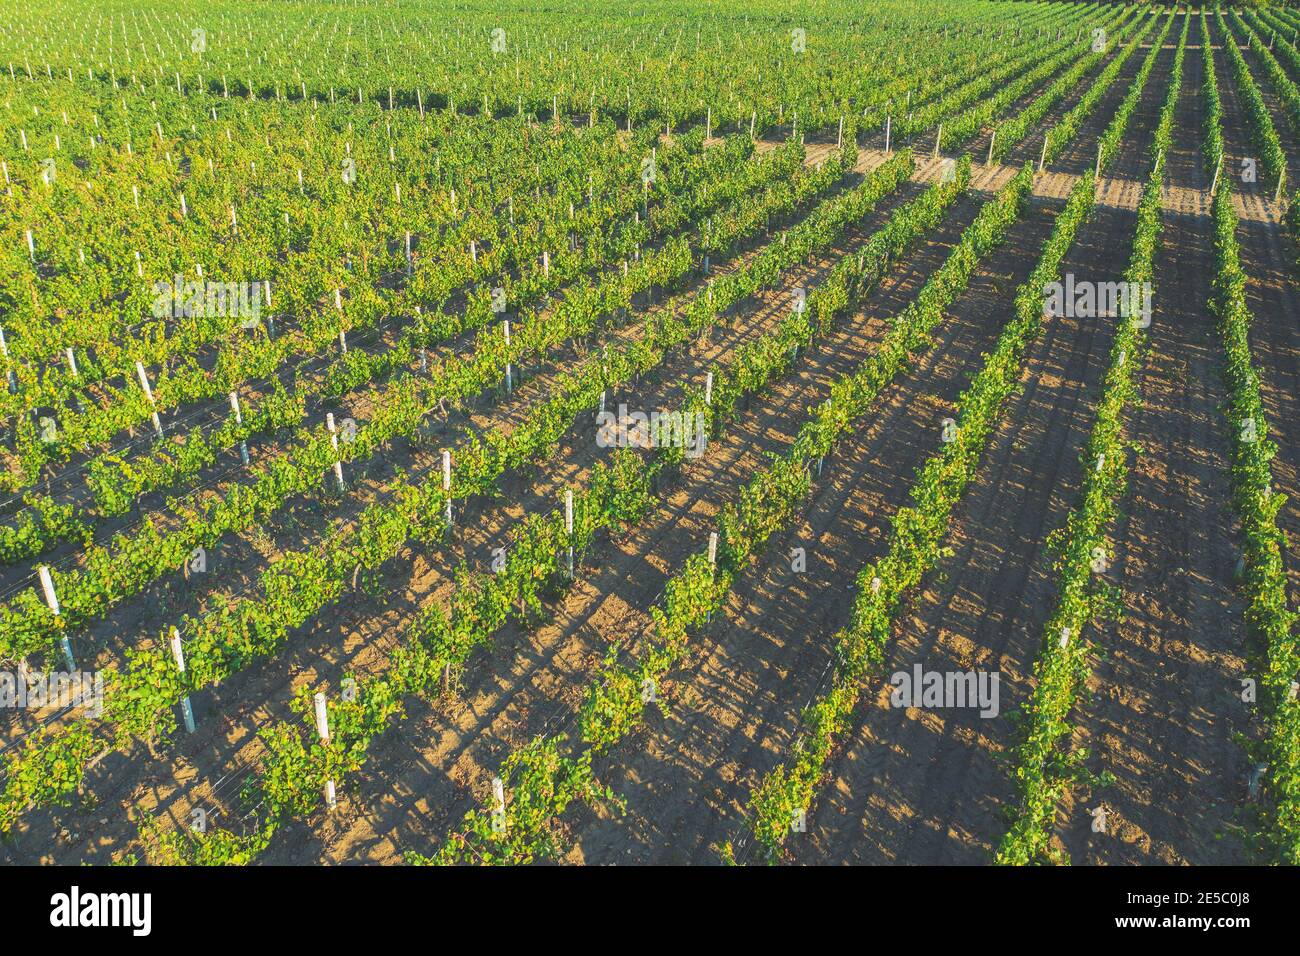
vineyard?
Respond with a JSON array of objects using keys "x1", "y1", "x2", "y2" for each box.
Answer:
[{"x1": 0, "y1": 0, "x2": 1298, "y2": 869}]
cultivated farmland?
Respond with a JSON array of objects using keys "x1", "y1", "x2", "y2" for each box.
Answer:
[{"x1": 0, "y1": 0, "x2": 1297, "y2": 868}]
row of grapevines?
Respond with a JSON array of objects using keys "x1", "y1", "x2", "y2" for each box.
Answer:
[
  {"x1": 935, "y1": 5, "x2": 1134, "y2": 151},
  {"x1": 742, "y1": 12, "x2": 1175, "y2": 858},
  {"x1": 988, "y1": 11, "x2": 1154, "y2": 163},
  {"x1": 1202, "y1": 35, "x2": 1300, "y2": 863},
  {"x1": 0, "y1": 496, "x2": 88, "y2": 563},
  {"x1": 1203, "y1": 12, "x2": 1226, "y2": 175},
  {"x1": 0, "y1": 139, "x2": 816, "y2": 662},
  {"x1": 1221, "y1": 10, "x2": 1286, "y2": 188},
  {"x1": 1234, "y1": 11, "x2": 1300, "y2": 145},
  {"x1": 151, "y1": 156, "x2": 967, "y2": 866},
  {"x1": 0, "y1": 131, "x2": 773, "y2": 560},
  {"x1": 895, "y1": 4, "x2": 1107, "y2": 141},
  {"x1": 1042, "y1": 12, "x2": 1172, "y2": 168},
  {"x1": 0, "y1": 138, "x2": 880, "y2": 834},
  {"x1": 994, "y1": 13, "x2": 1188, "y2": 867}
]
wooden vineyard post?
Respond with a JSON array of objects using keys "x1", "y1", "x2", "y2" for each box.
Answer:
[
  {"x1": 884, "y1": 115, "x2": 891, "y2": 156},
  {"x1": 933, "y1": 123, "x2": 942, "y2": 161},
  {"x1": 170, "y1": 628, "x2": 196, "y2": 733},
  {"x1": 414, "y1": 306, "x2": 428, "y2": 371},
  {"x1": 230, "y1": 392, "x2": 249, "y2": 466},
  {"x1": 0, "y1": 325, "x2": 15, "y2": 393},
  {"x1": 65, "y1": 347, "x2": 83, "y2": 412},
  {"x1": 1038, "y1": 136, "x2": 1048, "y2": 173},
  {"x1": 315, "y1": 692, "x2": 336, "y2": 810},
  {"x1": 503, "y1": 320, "x2": 513, "y2": 393},
  {"x1": 135, "y1": 361, "x2": 164, "y2": 437},
  {"x1": 1210, "y1": 155, "x2": 1222, "y2": 198},
  {"x1": 326, "y1": 413, "x2": 345, "y2": 491},
  {"x1": 987, "y1": 131, "x2": 995, "y2": 168},
  {"x1": 706, "y1": 532, "x2": 718, "y2": 623},
  {"x1": 264, "y1": 280, "x2": 276, "y2": 338},
  {"x1": 443, "y1": 450, "x2": 453, "y2": 533},
  {"x1": 492, "y1": 776, "x2": 506, "y2": 832},
  {"x1": 37, "y1": 566, "x2": 75, "y2": 670},
  {"x1": 1276, "y1": 163, "x2": 1287, "y2": 205},
  {"x1": 566, "y1": 489, "x2": 575, "y2": 578}
]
